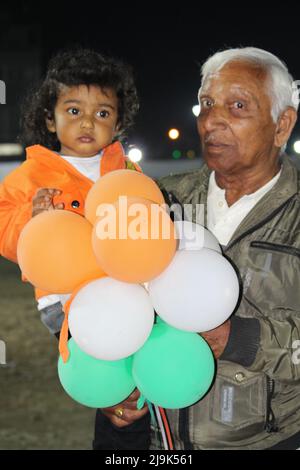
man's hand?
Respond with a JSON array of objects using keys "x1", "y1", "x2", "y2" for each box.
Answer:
[
  {"x1": 200, "y1": 320, "x2": 231, "y2": 359},
  {"x1": 101, "y1": 388, "x2": 149, "y2": 428},
  {"x1": 32, "y1": 188, "x2": 64, "y2": 217}
]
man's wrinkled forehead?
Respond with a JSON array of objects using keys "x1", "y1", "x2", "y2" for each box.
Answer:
[{"x1": 199, "y1": 61, "x2": 269, "y2": 100}]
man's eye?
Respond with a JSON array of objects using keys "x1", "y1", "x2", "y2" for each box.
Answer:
[
  {"x1": 67, "y1": 108, "x2": 79, "y2": 115},
  {"x1": 233, "y1": 101, "x2": 244, "y2": 109},
  {"x1": 201, "y1": 99, "x2": 213, "y2": 108},
  {"x1": 97, "y1": 110, "x2": 110, "y2": 118}
]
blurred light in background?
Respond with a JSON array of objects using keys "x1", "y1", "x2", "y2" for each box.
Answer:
[
  {"x1": 172, "y1": 149, "x2": 182, "y2": 159},
  {"x1": 186, "y1": 149, "x2": 196, "y2": 159},
  {"x1": 168, "y1": 128, "x2": 180, "y2": 140},
  {"x1": 293, "y1": 141, "x2": 300, "y2": 154},
  {"x1": 0, "y1": 143, "x2": 23, "y2": 157},
  {"x1": 128, "y1": 147, "x2": 143, "y2": 162},
  {"x1": 192, "y1": 105, "x2": 200, "y2": 117}
]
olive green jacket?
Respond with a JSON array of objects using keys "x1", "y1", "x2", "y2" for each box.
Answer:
[{"x1": 152, "y1": 155, "x2": 300, "y2": 450}]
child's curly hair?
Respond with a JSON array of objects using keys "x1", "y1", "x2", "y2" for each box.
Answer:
[{"x1": 19, "y1": 48, "x2": 139, "y2": 151}]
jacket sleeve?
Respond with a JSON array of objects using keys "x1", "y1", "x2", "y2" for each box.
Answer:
[
  {"x1": 221, "y1": 299, "x2": 300, "y2": 383},
  {"x1": 0, "y1": 179, "x2": 33, "y2": 263},
  {"x1": 93, "y1": 409, "x2": 151, "y2": 450}
]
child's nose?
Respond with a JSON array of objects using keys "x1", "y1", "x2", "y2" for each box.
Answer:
[{"x1": 80, "y1": 115, "x2": 95, "y2": 129}]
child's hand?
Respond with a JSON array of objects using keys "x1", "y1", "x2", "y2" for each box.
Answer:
[{"x1": 32, "y1": 188, "x2": 64, "y2": 217}]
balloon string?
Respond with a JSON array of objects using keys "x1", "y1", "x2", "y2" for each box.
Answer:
[
  {"x1": 58, "y1": 304, "x2": 70, "y2": 363},
  {"x1": 146, "y1": 399, "x2": 156, "y2": 426},
  {"x1": 158, "y1": 407, "x2": 174, "y2": 450},
  {"x1": 154, "y1": 405, "x2": 169, "y2": 450},
  {"x1": 137, "y1": 398, "x2": 172, "y2": 451}
]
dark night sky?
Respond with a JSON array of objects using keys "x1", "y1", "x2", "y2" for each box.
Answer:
[{"x1": 1, "y1": 2, "x2": 300, "y2": 160}]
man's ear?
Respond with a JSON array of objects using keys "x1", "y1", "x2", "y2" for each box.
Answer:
[
  {"x1": 45, "y1": 109, "x2": 56, "y2": 133},
  {"x1": 274, "y1": 107, "x2": 298, "y2": 149}
]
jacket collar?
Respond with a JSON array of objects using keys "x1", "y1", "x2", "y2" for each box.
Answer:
[
  {"x1": 226, "y1": 156, "x2": 299, "y2": 248},
  {"x1": 26, "y1": 141, "x2": 127, "y2": 177},
  {"x1": 195, "y1": 156, "x2": 299, "y2": 248}
]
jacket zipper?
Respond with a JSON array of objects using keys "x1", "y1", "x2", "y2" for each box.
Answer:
[
  {"x1": 250, "y1": 241, "x2": 300, "y2": 258},
  {"x1": 265, "y1": 376, "x2": 279, "y2": 433},
  {"x1": 163, "y1": 190, "x2": 185, "y2": 222}
]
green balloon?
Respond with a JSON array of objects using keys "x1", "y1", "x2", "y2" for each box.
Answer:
[
  {"x1": 132, "y1": 322, "x2": 215, "y2": 409},
  {"x1": 58, "y1": 339, "x2": 135, "y2": 408}
]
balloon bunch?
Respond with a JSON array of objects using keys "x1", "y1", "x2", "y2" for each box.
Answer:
[{"x1": 17, "y1": 170, "x2": 240, "y2": 409}]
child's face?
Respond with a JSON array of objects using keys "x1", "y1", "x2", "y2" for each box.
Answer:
[{"x1": 46, "y1": 84, "x2": 119, "y2": 157}]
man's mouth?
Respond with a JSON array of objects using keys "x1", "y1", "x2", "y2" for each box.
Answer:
[
  {"x1": 204, "y1": 141, "x2": 232, "y2": 156},
  {"x1": 205, "y1": 139, "x2": 230, "y2": 147},
  {"x1": 205, "y1": 138, "x2": 231, "y2": 150}
]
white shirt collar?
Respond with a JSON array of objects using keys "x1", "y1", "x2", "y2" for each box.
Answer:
[{"x1": 207, "y1": 167, "x2": 282, "y2": 246}]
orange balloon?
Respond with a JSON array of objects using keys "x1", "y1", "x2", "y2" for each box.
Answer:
[
  {"x1": 17, "y1": 210, "x2": 106, "y2": 293},
  {"x1": 92, "y1": 196, "x2": 177, "y2": 283},
  {"x1": 85, "y1": 169, "x2": 165, "y2": 225}
]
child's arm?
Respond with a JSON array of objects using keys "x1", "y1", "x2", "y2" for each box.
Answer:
[{"x1": 0, "y1": 181, "x2": 33, "y2": 263}]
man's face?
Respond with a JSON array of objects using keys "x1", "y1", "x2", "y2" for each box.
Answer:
[
  {"x1": 46, "y1": 84, "x2": 119, "y2": 157},
  {"x1": 197, "y1": 61, "x2": 278, "y2": 175}
]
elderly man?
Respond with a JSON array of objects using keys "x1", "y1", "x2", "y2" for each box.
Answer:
[{"x1": 94, "y1": 47, "x2": 300, "y2": 450}]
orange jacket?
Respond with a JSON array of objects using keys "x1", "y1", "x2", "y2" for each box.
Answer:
[{"x1": 0, "y1": 141, "x2": 141, "y2": 299}]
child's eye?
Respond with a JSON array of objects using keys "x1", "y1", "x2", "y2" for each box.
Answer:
[
  {"x1": 67, "y1": 108, "x2": 80, "y2": 115},
  {"x1": 97, "y1": 110, "x2": 110, "y2": 118}
]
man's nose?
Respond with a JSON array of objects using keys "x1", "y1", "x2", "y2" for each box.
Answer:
[{"x1": 198, "y1": 106, "x2": 228, "y2": 133}]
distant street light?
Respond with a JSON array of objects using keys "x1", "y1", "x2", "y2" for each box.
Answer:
[
  {"x1": 168, "y1": 128, "x2": 180, "y2": 140},
  {"x1": 294, "y1": 141, "x2": 300, "y2": 154},
  {"x1": 187, "y1": 150, "x2": 196, "y2": 159},
  {"x1": 172, "y1": 149, "x2": 181, "y2": 159},
  {"x1": 128, "y1": 147, "x2": 143, "y2": 162},
  {"x1": 192, "y1": 105, "x2": 200, "y2": 117},
  {"x1": 0, "y1": 143, "x2": 23, "y2": 157}
]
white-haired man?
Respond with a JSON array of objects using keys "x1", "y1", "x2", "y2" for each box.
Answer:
[{"x1": 94, "y1": 47, "x2": 300, "y2": 450}]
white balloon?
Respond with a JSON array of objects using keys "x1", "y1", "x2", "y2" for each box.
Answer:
[
  {"x1": 69, "y1": 277, "x2": 154, "y2": 360},
  {"x1": 174, "y1": 221, "x2": 221, "y2": 253},
  {"x1": 148, "y1": 249, "x2": 239, "y2": 332}
]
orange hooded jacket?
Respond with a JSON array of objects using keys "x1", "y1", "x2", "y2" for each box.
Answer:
[{"x1": 0, "y1": 141, "x2": 141, "y2": 300}]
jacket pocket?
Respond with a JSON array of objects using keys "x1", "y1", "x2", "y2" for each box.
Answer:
[
  {"x1": 241, "y1": 241, "x2": 300, "y2": 314},
  {"x1": 191, "y1": 362, "x2": 279, "y2": 447},
  {"x1": 250, "y1": 241, "x2": 300, "y2": 258},
  {"x1": 210, "y1": 363, "x2": 269, "y2": 436}
]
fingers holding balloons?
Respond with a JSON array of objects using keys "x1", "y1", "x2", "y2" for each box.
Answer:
[
  {"x1": 101, "y1": 389, "x2": 149, "y2": 428},
  {"x1": 32, "y1": 188, "x2": 63, "y2": 217}
]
